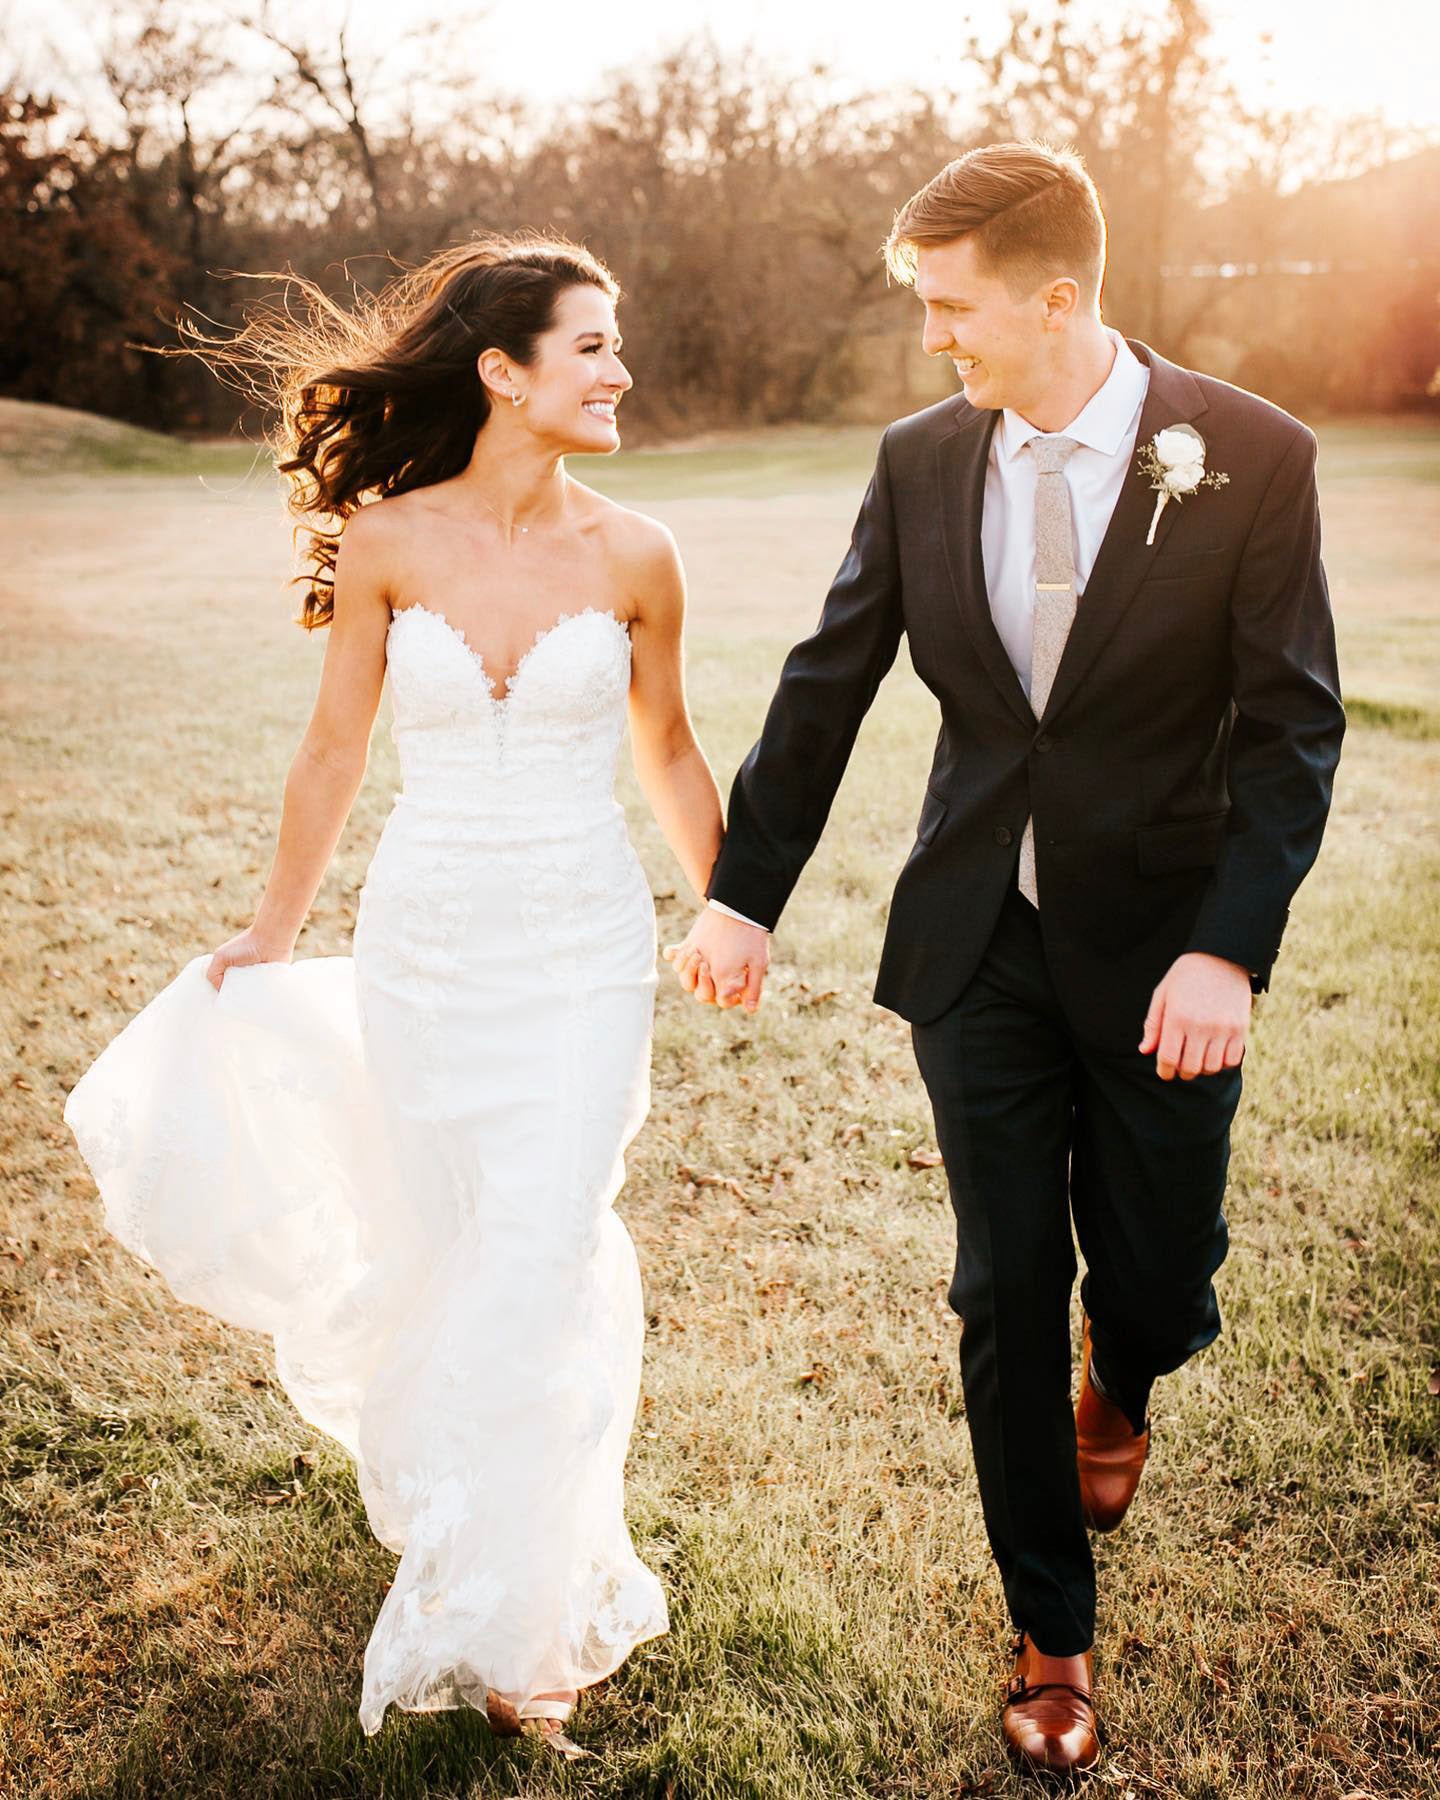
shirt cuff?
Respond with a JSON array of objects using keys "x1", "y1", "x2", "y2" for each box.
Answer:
[{"x1": 707, "y1": 899, "x2": 770, "y2": 932}]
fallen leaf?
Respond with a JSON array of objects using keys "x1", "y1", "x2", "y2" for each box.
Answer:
[
  {"x1": 1310, "y1": 1729, "x2": 1360, "y2": 1765},
  {"x1": 1193, "y1": 1647, "x2": 1231, "y2": 1694},
  {"x1": 907, "y1": 1147, "x2": 944, "y2": 1170},
  {"x1": 675, "y1": 1164, "x2": 750, "y2": 1201}
]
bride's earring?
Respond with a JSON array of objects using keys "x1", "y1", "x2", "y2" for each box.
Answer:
[{"x1": 510, "y1": 390, "x2": 527, "y2": 407}]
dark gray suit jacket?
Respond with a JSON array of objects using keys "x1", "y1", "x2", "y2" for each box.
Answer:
[{"x1": 707, "y1": 339, "x2": 1345, "y2": 1049}]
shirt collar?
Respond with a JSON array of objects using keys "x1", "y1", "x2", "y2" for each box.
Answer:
[{"x1": 995, "y1": 327, "x2": 1149, "y2": 465}]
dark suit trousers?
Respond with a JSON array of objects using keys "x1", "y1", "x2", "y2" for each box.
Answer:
[{"x1": 910, "y1": 884, "x2": 1238, "y2": 1655}]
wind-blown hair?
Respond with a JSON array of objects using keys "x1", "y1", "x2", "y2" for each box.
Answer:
[{"x1": 180, "y1": 234, "x2": 619, "y2": 629}]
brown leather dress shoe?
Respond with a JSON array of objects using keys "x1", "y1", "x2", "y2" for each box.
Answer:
[
  {"x1": 1001, "y1": 1631, "x2": 1101, "y2": 1775},
  {"x1": 1076, "y1": 1317, "x2": 1149, "y2": 1533}
]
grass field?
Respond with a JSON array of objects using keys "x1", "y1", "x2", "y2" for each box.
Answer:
[{"x1": 1, "y1": 402, "x2": 1438, "y2": 1798}]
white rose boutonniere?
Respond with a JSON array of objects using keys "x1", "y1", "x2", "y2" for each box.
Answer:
[{"x1": 1137, "y1": 423, "x2": 1230, "y2": 545}]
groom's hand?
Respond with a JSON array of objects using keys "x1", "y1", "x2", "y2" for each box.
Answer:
[
  {"x1": 663, "y1": 909, "x2": 770, "y2": 1011},
  {"x1": 1140, "y1": 952, "x2": 1252, "y2": 1081}
]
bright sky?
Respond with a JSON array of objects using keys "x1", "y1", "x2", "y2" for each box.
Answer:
[{"x1": 9, "y1": 0, "x2": 1440, "y2": 135}]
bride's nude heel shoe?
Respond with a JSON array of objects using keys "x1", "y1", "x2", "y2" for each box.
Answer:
[
  {"x1": 530, "y1": 1717, "x2": 593, "y2": 1760},
  {"x1": 526, "y1": 1690, "x2": 592, "y2": 1760},
  {"x1": 485, "y1": 1687, "x2": 593, "y2": 1760}
]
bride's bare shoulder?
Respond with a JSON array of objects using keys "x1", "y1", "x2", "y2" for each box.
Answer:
[
  {"x1": 333, "y1": 494, "x2": 433, "y2": 601},
  {"x1": 572, "y1": 482, "x2": 678, "y2": 572},
  {"x1": 339, "y1": 492, "x2": 427, "y2": 556}
]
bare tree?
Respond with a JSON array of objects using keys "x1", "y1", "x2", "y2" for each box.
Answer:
[
  {"x1": 239, "y1": 3, "x2": 387, "y2": 229},
  {"x1": 94, "y1": 1, "x2": 269, "y2": 268},
  {"x1": 234, "y1": 2, "x2": 493, "y2": 241}
]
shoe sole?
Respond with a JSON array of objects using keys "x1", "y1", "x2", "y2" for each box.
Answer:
[{"x1": 1005, "y1": 1738, "x2": 1103, "y2": 1782}]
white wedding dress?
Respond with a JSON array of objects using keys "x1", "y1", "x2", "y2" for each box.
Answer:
[{"x1": 63, "y1": 601, "x2": 669, "y2": 1734}]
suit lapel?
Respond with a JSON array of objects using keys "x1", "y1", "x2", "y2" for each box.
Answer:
[
  {"x1": 1040, "y1": 339, "x2": 1209, "y2": 723},
  {"x1": 935, "y1": 404, "x2": 1035, "y2": 728}
]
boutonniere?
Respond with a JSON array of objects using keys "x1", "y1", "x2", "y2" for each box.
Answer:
[{"x1": 1137, "y1": 424, "x2": 1230, "y2": 545}]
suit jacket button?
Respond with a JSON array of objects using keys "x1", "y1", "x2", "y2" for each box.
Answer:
[
  {"x1": 994, "y1": 826, "x2": 1013, "y2": 847},
  {"x1": 1035, "y1": 733, "x2": 1054, "y2": 753}
]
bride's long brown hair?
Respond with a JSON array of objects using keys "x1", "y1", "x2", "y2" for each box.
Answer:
[{"x1": 181, "y1": 234, "x2": 620, "y2": 630}]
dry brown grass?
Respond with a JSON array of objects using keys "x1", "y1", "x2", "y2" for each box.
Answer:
[{"x1": 1, "y1": 410, "x2": 1437, "y2": 1798}]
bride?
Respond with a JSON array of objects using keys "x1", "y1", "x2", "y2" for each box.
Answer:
[{"x1": 63, "y1": 234, "x2": 726, "y2": 1753}]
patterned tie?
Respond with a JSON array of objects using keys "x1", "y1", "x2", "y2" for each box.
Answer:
[{"x1": 1017, "y1": 434, "x2": 1082, "y2": 907}]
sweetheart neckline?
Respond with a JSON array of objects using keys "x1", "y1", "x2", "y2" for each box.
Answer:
[{"x1": 387, "y1": 603, "x2": 630, "y2": 704}]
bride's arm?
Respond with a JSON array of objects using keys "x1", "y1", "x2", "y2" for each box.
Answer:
[
  {"x1": 207, "y1": 509, "x2": 392, "y2": 988},
  {"x1": 623, "y1": 517, "x2": 724, "y2": 906}
]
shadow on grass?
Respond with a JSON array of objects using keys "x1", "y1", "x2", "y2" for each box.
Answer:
[
  {"x1": 72, "y1": 1669, "x2": 554, "y2": 1800},
  {"x1": 68, "y1": 1506, "x2": 967, "y2": 1800}
]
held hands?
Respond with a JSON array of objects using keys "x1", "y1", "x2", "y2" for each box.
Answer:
[
  {"x1": 663, "y1": 920, "x2": 1248, "y2": 1064},
  {"x1": 205, "y1": 927, "x2": 296, "y2": 993},
  {"x1": 1140, "y1": 952, "x2": 1252, "y2": 1081},
  {"x1": 663, "y1": 909, "x2": 770, "y2": 1012}
]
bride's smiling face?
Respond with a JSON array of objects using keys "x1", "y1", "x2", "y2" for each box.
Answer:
[{"x1": 500, "y1": 284, "x2": 632, "y2": 454}]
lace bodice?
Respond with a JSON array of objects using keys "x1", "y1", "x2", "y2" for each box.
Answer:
[{"x1": 384, "y1": 604, "x2": 632, "y2": 821}]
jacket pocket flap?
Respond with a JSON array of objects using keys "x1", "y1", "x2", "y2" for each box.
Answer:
[{"x1": 1135, "y1": 809, "x2": 1229, "y2": 875}]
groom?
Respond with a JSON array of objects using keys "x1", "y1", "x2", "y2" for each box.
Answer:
[{"x1": 667, "y1": 141, "x2": 1343, "y2": 1773}]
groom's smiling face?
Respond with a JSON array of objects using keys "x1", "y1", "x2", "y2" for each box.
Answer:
[{"x1": 914, "y1": 236, "x2": 1069, "y2": 415}]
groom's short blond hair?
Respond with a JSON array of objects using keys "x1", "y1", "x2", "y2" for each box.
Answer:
[{"x1": 885, "y1": 141, "x2": 1107, "y2": 304}]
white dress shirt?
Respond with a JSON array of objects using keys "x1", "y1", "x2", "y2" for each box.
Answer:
[
  {"x1": 709, "y1": 328, "x2": 1150, "y2": 932},
  {"x1": 985, "y1": 327, "x2": 1150, "y2": 699}
]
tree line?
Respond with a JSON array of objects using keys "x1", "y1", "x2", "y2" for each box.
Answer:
[{"x1": 2, "y1": 0, "x2": 1434, "y2": 438}]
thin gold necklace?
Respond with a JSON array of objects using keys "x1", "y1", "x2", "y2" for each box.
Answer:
[{"x1": 473, "y1": 473, "x2": 570, "y2": 537}]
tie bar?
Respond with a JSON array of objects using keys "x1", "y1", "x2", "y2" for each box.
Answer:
[{"x1": 1036, "y1": 582, "x2": 1072, "y2": 591}]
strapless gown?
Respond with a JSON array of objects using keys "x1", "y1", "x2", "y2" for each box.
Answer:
[{"x1": 62, "y1": 602, "x2": 669, "y2": 1733}]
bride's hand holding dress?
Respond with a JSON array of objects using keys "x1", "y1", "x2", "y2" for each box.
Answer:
[{"x1": 205, "y1": 928, "x2": 296, "y2": 988}]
